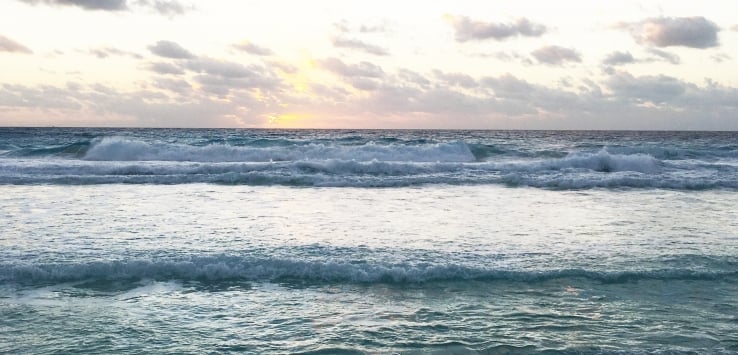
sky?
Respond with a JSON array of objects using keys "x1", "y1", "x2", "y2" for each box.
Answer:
[{"x1": 1, "y1": 1, "x2": 738, "y2": 129}]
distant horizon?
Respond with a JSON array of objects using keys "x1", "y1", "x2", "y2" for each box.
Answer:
[
  {"x1": 2, "y1": 125, "x2": 737, "y2": 133},
  {"x1": 2, "y1": 1, "x2": 738, "y2": 130}
]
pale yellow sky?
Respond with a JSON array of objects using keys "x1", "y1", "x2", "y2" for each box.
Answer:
[{"x1": 1, "y1": 0, "x2": 737, "y2": 129}]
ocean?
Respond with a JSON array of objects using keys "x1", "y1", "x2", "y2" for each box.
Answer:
[{"x1": 1, "y1": 128, "x2": 737, "y2": 353}]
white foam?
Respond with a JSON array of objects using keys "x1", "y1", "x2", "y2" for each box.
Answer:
[{"x1": 83, "y1": 137, "x2": 476, "y2": 163}]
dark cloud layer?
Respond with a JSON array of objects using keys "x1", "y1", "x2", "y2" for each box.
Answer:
[
  {"x1": 148, "y1": 40, "x2": 195, "y2": 59},
  {"x1": 448, "y1": 16, "x2": 547, "y2": 42},
  {"x1": 623, "y1": 17, "x2": 720, "y2": 48},
  {"x1": 0, "y1": 35, "x2": 32, "y2": 53},
  {"x1": 531, "y1": 45, "x2": 581, "y2": 65}
]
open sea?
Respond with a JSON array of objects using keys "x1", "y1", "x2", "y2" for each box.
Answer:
[{"x1": 1, "y1": 128, "x2": 737, "y2": 354}]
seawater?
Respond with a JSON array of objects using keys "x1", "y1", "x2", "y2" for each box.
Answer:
[{"x1": 1, "y1": 128, "x2": 737, "y2": 353}]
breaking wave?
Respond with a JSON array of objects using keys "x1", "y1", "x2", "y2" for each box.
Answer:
[
  {"x1": 3, "y1": 256, "x2": 736, "y2": 285},
  {"x1": 2, "y1": 132, "x2": 738, "y2": 189}
]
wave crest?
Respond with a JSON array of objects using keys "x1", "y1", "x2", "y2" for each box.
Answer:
[
  {"x1": 82, "y1": 137, "x2": 476, "y2": 163},
  {"x1": 3, "y1": 257, "x2": 736, "y2": 285}
]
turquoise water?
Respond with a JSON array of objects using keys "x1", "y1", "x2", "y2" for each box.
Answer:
[{"x1": 1, "y1": 129, "x2": 737, "y2": 353}]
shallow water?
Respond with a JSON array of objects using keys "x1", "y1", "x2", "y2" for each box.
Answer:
[{"x1": 1, "y1": 184, "x2": 737, "y2": 353}]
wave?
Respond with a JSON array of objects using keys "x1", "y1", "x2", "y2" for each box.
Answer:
[
  {"x1": 1, "y1": 141, "x2": 91, "y2": 158},
  {"x1": 2, "y1": 150, "x2": 737, "y2": 189},
  {"x1": 2, "y1": 256, "x2": 736, "y2": 285},
  {"x1": 81, "y1": 137, "x2": 477, "y2": 163}
]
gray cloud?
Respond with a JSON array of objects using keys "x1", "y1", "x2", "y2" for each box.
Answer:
[
  {"x1": 531, "y1": 45, "x2": 581, "y2": 65},
  {"x1": 606, "y1": 71, "x2": 688, "y2": 103},
  {"x1": 148, "y1": 40, "x2": 195, "y2": 59},
  {"x1": 732, "y1": 24, "x2": 738, "y2": 31},
  {"x1": 135, "y1": 0, "x2": 187, "y2": 16},
  {"x1": 348, "y1": 77, "x2": 380, "y2": 91},
  {"x1": 184, "y1": 57, "x2": 283, "y2": 95},
  {"x1": 146, "y1": 61, "x2": 185, "y2": 75},
  {"x1": 17, "y1": 0, "x2": 190, "y2": 15},
  {"x1": 332, "y1": 37, "x2": 388, "y2": 56},
  {"x1": 0, "y1": 35, "x2": 32, "y2": 54},
  {"x1": 711, "y1": 53, "x2": 731, "y2": 63},
  {"x1": 151, "y1": 77, "x2": 192, "y2": 95},
  {"x1": 622, "y1": 17, "x2": 720, "y2": 48},
  {"x1": 318, "y1": 57, "x2": 384, "y2": 78},
  {"x1": 359, "y1": 23, "x2": 390, "y2": 33},
  {"x1": 433, "y1": 71, "x2": 477, "y2": 89},
  {"x1": 18, "y1": 0, "x2": 127, "y2": 10},
  {"x1": 603, "y1": 51, "x2": 635, "y2": 66},
  {"x1": 448, "y1": 16, "x2": 547, "y2": 42},
  {"x1": 88, "y1": 46, "x2": 141, "y2": 59},
  {"x1": 397, "y1": 69, "x2": 431, "y2": 87},
  {"x1": 232, "y1": 42, "x2": 273, "y2": 56},
  {"x1": 646, "y1": 48, "x2": 680, "y2": 64},
  {"x1": 334, "y1": 20, "x2": 392, "y2": 34}
]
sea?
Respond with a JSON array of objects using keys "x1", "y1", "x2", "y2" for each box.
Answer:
[{"x1": 1, "y1": 128, "x2": 737, "y2": 354}]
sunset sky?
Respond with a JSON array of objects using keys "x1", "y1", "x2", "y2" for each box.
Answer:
[{"x1": 1, "y1": 0, "x2": 738, "y2": 129}]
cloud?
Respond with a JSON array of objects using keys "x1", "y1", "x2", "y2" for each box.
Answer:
[
  {"x1": 732, "y1": 24, "x2": 738, "y2": 31},
  {"x1": 646, "y1": 48, "x2": 680, "y2": 64},
  {"x1": 531, "y1": 45, "x2": 581, "y2": 65},
  {"x1": 135, "y1": 0, "x2": 188, "y2": 16},
  {"x1": 88, "y1": 46, "x2": 141, "y2": 59},
  {"x1": 332, "y1": 37, "x2": 388, "y2": 56},
  {"x1": 334, "y1": 20, "x2": 392, "y2": 34},
  {"x1": 17, "y1": 0, "x2": 190, "y2": 15},
  {"x1": 447, "y1": 16, "x2": 547, "y2": 42},
  {"x1": 151, "y1": 77, "x2": 192, "y2": 95},
  {"x1": 318, "y1": 57, "x2": 384, "y2": 78},
  {"x1": 433, "y1": 71, "x2": 477, "y2": 88},
  {"x1": 621, "y1": 17, "x2": 719, "y2": 48},
  {"x1": 184, "y1": 57, "x2": 283, "y2": 95},
  {"x1": 232, "y1": 41, "x2": 273, "y2": 56},
  {"x1": 0, "y1": 35, "x2": 32, "y2": 54},
  {"x1": 18, "y1": 0, "x2": 128, "y2": 11},
  {"x1": 711, "y1": 53, "x2": 731, "y2": 63},
  {"x1": 146, "y1": 61, "x2": 185, "y2": 75},
  {"x1": 603, "y1": 51, "x2": 635, "y2": 66},
  {"x1": 606, "y1": 71, "x2": 688, "y2": 103},
  {"x1": 148, "y1": 40, "x2": 195, "y2": 59}
]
